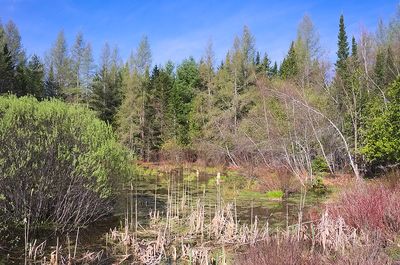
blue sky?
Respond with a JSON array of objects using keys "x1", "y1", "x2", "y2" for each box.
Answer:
[{"x1": 0, "y1": 0, "x2": 399, "y2": 67}]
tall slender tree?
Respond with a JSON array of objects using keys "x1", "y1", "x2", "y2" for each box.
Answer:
[
  {"x1": 4, "y1": 20, "x2": 25, "y2": 66},
  {"x1": 335, "y1": 15, "x2": 349, "y2": 77}
]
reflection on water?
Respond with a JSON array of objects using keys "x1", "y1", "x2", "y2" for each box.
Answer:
[
  {"x1": 1, "y1": 167, "x2": 326, "y2": 263},
  {"x1": 114, "y1": 168, "x2": 324, "y2": 230}
]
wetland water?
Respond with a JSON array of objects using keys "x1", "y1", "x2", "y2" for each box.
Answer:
[
  {"x1": 115, "y1": 168, "x2": 324, "y2": 229},
  {"x1": 1, "y1": 167, "x2": 326, "y2": 264}
]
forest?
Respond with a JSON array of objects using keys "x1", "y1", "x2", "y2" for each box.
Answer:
[{"x1": 0, "y1": 3, "x2": 400, "y2": 265}]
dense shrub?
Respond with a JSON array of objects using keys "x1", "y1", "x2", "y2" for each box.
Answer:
[
  {"x1": 311, "y1": 156, "x2": 330, "y2": 173},
  {"x1": 234, "y1": 238, "x2": 319, "y2": 265},
  {"x1": 0, "y1": 96, "x2": 131, "y2": 231},
  {"x1": 329, "y1": 182, "x2": 400, "y2": 236},
  {"x1": 362, "y1": 78, "x2": 400, "y2": 169},
  {"x1": 235, "y1": 217, "x2": 392, "y2": 265}
]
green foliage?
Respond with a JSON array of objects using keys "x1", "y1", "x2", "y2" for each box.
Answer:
[
  {"x1": 0, "y1": 96, "x2": 132, "y2": 228},
  {"x1": 266, "y1": 190, "x2": 284, "y2": 199},
  {"x1": 309, "y1": 176, "x2": 328, "y2": 195},
  {"x1": 362, "y1": 78, "x2": 400, "y2": 167},
  {"x1": 0, "y1": 43, "x2": 15, "y2": 94},
  {"x1": 171, "y1": 57, "x2": 200, "y2": 146},
  {"x1": 279, "y1": 42, "x2": 298, "y2": 79},
  {"x1": 311, "y1": 156, "x2": 330, "y2": 173},
  {"x1": 335, "y1": 15, "x2": 349, "y2": 74},
  {"x1": 90, "y1": 66, "x2": 122, "y2": 125}
]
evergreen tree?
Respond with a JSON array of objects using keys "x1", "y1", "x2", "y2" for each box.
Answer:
[
  {"x1": 351, "y1": 36, "x2": 358, "y2": 58},
  {"x1": 255, "y1": 51, "x2": 261, "y2": 66},
  {"x1": 374, "y1": 48, "x2": 386, "y2": 88},
  {"x1": 90, "y1": 44, "x2": 122, "y2": 125},
  {"x1": 0, "y1": 43, "x2": 15, "y2": 94},
  {"x1": 256, "y1": 52, "x2": 270, "y2": 75},
  {"x1": 26, "y1": 55, "x2": 45, "y2": 99},
  {"x1": 262, "y1": 53, "x2": 271, "y2": 76},
  {"x1": 335, "y1": 15, "x2": 349, "y2": 76},
  {"x1": 44, "y1": 64, "x2": 59, "y2": 98},
  {"x1": 280, "y1": 41, "x2": 298, "y2": 79},
  {"x1": 334, "y1": 14, "x2": 351, "y2": 113},
  {"x1": 270, "y1": 62, "x2": 278, "y2": 77},
  {"x1": 142, "y1": 65, "x2": 174, "y2": 158},
  {"x1": 385, "y1": 46, "x2": 397, "y2": 85},
  {"x1": 171, "y1": 57, "x2": 200, "y2": 145}
]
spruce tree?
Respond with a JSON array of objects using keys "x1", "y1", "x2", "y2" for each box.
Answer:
[
  {"x1": 334, "y1": 14, "x2": 351, "y2": 113},
  {"x1": 256, "y1": 52, "x2": 271, "y2": 75},
  {"x1": 255, "y1": 51, "x2": 261, "y2": 65},
  {"x1": 351, "y1": 36, "x2": 358, "y2": 58},
  {"x1": 270, "y1": 62, "x2": 278, "y2": 77},
  {"x1": 262, "y1": 53, "x2": 271, "y2": 76},
  {"x1": 44, "y1": 64, "x2": 59, "y2": 98},
  {"x1": 335, "y1": 15, "x2": 349, "y2": 76},
  {"x1": 280, "y1": 41, "x2": 298, "y2": 79},
  {"x1": 374, "y1": 49, "x2": 386, "y2": 88}
]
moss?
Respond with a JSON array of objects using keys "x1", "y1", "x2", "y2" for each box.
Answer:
[{"x1": 266, "y1": 190, "x2": 284, "y2": 199}]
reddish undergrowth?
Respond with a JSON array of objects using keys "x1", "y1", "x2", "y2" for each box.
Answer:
[{"x1": 328, "y1": 177, "x2": 400, "y2": 237}]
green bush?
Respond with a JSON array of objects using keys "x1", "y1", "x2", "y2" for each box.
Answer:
[
  {"x1": 309, "y1": 176, "x2": 328, "y2": 195},
  {"x1": 0, "y1": 96, "x2": 132, "y2": 230},
  {"x1": 362, "y1": 78, "x2": 400, "y2": 168},
  {"x1": 311, "y1": 156, "x2": 329, "y2": 173}
]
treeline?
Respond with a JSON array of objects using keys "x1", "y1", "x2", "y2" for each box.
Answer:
[{"x1": 0, "y1": 7, "x2": 399, "y2": 178}]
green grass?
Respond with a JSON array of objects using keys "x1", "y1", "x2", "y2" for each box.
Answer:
[{"x1": 266, "y1": 190, "x2": 284, "y2": 199}]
